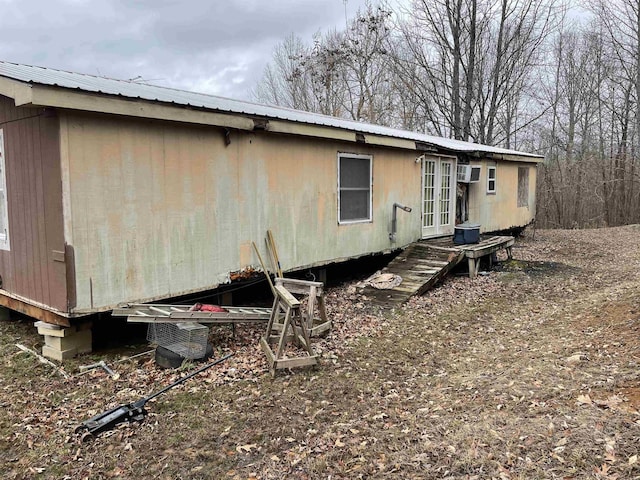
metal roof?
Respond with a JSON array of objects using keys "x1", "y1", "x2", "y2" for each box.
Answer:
[{"x1": 0, "y1": 60, "x2": 542, "y2": 159}]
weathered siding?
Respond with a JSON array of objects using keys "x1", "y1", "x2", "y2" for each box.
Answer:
[
  {"x1": 0, "y1": 96, "x2": 67, "y2": 311},
  {"x1": 467, "y1": 161, "x2": 537, "y2": 232},
  {"x1": 61, "y1": 112, "x2": 422, "y2": 313}
]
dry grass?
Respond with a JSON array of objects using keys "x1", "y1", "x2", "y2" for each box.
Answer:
[{"x1": 1, "y1": 226, "x2": 640, "y2": 479}]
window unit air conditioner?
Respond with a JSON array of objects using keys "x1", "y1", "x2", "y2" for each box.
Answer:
[{"x1": 457, "y1": 164, "x2": 481, "y2": 183}]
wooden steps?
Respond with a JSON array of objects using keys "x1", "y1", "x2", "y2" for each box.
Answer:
[
  {"x1": 360, "y1": 243, "x2": 465, "y2": 307},
  {"x1": 360, "y1": 235, "x2": 514, "y2": 308}
]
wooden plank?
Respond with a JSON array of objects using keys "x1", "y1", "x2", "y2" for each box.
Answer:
[
  {"x1": 273, "y1": 355, "x2": 318, "y2": 369},
  {"x1": 275, "y1": 285, "x2": 300, "y2": 308},
  {"x1": 0, "y1": 291, "x2": 70, "y2": 326},
  {"x1": 260, "y1": 337, "x2": 274, "y2": 365},
  {"x1": 310, "y1": 320, "x2": 331, "y2": 336},
  {"x1": 464, "y1": 238, "x2": 515, "y2": 259},
  {"x1": 275, "y1": 277, "x2": 323, "y2": 289},
  {"x1": 390, "y1": 286, "x2": 421, "y2": 294},
  {"x1": 413, "y1": 259, "x2": 450, "y2": 266},
  {"x1": 392, "y1": 268, "x2": 439, "y2": 275},
  {"x1": 420, "y1": 245, "x2": 461, "y2": 253}
]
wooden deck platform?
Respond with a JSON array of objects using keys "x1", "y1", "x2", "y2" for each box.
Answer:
[{"x1": 360, "y1": 235, "x2": 514, "y2": 307}]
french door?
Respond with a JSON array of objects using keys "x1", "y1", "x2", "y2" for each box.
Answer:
[{"x1": 421, "y1": 155, "x2": 456, "y2": 238}]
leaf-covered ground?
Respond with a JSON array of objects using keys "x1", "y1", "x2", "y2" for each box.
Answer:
[{"x1": 1, "y1": 226, "x2": 639, "y2": 479}]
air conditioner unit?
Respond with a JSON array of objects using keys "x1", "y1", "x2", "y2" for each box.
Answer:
[{"x1": 457, "y1": 164, "x2": 481, "y2": 183}]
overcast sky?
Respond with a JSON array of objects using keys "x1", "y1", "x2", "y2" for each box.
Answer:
[{"x1": 0, "y1": 0, "x2": 379, "y2": 101}]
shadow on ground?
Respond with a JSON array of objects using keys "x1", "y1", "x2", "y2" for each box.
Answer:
[{"x1": 494, "y1": 259, "x2": 581, "y2": 278}]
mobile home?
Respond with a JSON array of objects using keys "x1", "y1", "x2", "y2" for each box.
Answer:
[{"x1": 0, "y1": 61, "x2": 542, "y2": 332}]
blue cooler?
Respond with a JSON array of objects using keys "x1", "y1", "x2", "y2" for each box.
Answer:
[{"x1": 454, "y1": 223, "x2": 480, "y2": 245}]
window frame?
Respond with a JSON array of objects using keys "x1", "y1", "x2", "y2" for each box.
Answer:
[
  {"x1": 517, "y1": 166, "x2": 529, "y2": 207},
  {"x1": 486, "y1": 165, "x2": 497, "y2": 195},
  {"x1": 0, "y1": 129, "x2": 9, "y2": 251},
  {"x1": 337, "y1": 152, "x2": 373, "y2": 225}
]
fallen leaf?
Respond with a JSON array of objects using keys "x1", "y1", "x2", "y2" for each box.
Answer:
[
  {"x1": 595, "y1": 395, "x2": 624, "y2": 410},
  {"x1": 577, "y1": 394, "x2": 592, "y2": 405},
  {"x1": 555, "y1": 437, "x2": 568, "y2": 447},
  {"x1": 629, "y1": 455, "x2": 638, "y2": 465},
  {"x1": 566, "y1": 354, "x2": 586, "y2": 365},
  {"x1": 235, "y1": 444, "x2": 257, "y2": 453}
]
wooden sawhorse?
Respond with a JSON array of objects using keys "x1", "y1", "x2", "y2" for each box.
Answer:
[
  {"x1": 274, "y1": 277, "x2": 331, "y2": 336},
  {"x1": 260, "y1": 285, "x2": 318, "y2": 377}
]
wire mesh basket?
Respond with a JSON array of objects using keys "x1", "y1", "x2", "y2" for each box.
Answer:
[{"x1": 147, "y1": 322, "x2": 209, "y2": 359}]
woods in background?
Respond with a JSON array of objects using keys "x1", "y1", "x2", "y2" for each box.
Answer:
[{"x1": 252, "y1": 0, "x2": 640, "y2": 229}]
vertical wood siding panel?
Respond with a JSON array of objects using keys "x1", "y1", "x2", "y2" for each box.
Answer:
[
  {"x1": 41, "y1": 115, "x2": 67, "y2": 311},
  {"x1": 26, "y1": 121, "x2": 43, "y2": 301},
  {"x1": 0, "y1": 95, "x2": 67, "y2": 312},
  {"x1": 10, "y1": 122, "x2": 27, "y2": 295},
  {"x1": 23, "y1": 121, "x2": 37, "y2": 299},
  {"x1": 33, "y1": 117, "x2": 51, "y2": 305}
]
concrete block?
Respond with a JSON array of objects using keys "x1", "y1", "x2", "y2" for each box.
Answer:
[
  {"x1": 35, "y1": 321, "x2": 77, "y2": 338},
  {"x1": 34, "y1": 320, "x2": 62, "y2": 330},
  {"x1": 37, "y1": 319, "x2": 93, "y2": 361},
  {"x1": 42, "y1": 345, "x2": 77, "y2": 361},
  {"x1": 44, "y1": 329, "x2": 92, "y2": 352}
]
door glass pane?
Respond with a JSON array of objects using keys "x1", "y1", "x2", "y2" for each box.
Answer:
[
  {"x1": 440, "y1": 162, "x2": 451, "y2": 226},
  {"x1": 423, "y1": 160, "x2": 435, "y2": 228}
]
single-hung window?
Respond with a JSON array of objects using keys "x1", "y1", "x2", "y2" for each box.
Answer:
[
  {"x1": 0, "y1": 129, "x2": 9, "y2": 251},
  {"x1": 338, "y1": 153, "x2": 372, "y2": 223},
  {"x1": 487, "y1": 165, "x2": 497, "y2": 194}
]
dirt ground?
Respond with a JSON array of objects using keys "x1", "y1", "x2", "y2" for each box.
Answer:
[{"x1": 1, "y1": 226, "x2": 639, "y2": 479}]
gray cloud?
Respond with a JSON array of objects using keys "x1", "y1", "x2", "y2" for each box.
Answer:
[{"x1": 0, "y1": 0, "x2": 372, "y2": 99}]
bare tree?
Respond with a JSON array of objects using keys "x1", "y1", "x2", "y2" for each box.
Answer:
[
  {"x1": 391, "y1": 0, "x2": 558, "y2": 143},
  {"x1": 252, "y1": 34, "x2": 318, "y2": 112},
  {"x1": 252, "y1": 0, "x2": 640, "y2": 229}
]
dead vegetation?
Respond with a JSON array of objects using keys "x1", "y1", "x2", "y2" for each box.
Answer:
[{"x1": 1, "y1": 226, "x2": 640, "y2": 479}]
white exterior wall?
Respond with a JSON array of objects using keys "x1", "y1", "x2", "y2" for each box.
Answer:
[
  {"x1": 60, "y1": 113, "x2": 423, "y2": 312},
  {"x1": 466, "y1": 160, "x2": 537, "y2": 232}
]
